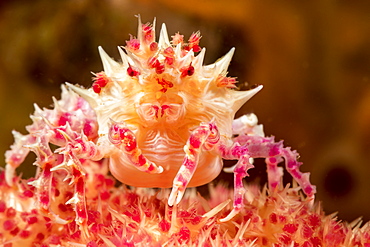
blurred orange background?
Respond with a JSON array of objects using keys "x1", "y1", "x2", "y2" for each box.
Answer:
[{"x1": 0, "y1": 0, "x2": 369, "y2": 222}]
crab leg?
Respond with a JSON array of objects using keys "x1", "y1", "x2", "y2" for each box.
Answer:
[
  {"x1": 5, "y1": 131, "x2": 34, "y2": 185},
  {"x1": 25, "y1": 134, "x2": 56, "y2": 211},
  {"x1": 266, "y1": 156, "x2": 284, "y2": 190},
  {"x1": 168, "y1": 121, "x2": 220, "y2": 206},
  {"x1": 220, "y1": 135, "x2": 316, "y2": 221},
  {"x1": 234, "y1": 135, "x2": 316, "y2": 197},
  {"x1": 220, "y1": 154, "x2": 254, "y2": 222},
  {"x1": 108, "y1": 120, "x2": 163, "y2": 173}
]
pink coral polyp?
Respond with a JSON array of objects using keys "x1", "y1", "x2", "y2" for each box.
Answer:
[{"x1": 1, "y1": 170, "x2": 370, "y2": 246}]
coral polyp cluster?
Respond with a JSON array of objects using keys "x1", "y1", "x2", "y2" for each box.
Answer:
[{"x1": 1, "y1": 168, "x2": 370, "y2": 246}]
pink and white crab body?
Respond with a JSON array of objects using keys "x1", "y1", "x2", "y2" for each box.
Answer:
[{"x1": 5, "y1": 18, "x2": 316, "y2": 222}]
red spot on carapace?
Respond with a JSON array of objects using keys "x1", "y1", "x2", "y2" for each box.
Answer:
[
  {"x1": 163, "y1": 47, "x2": 175, "y2": 65},
  {"x1": 3, "y1": 219, "x2": 15, "y2": 231},
  {"x1": 126, "y1": 35, "x2": 140, "y2": 51},
  {"x1": 142, "y1": 23, "x2": 154, "y2": 43},
  {"x1": 5, "y1": 207, "x2": 16, "y2": 218},
  {"x1": 0, "y1": 200, "x2": 6, "y2": 213},
  {"x1": 180, "y1": 63, "x2": 195, "y2": 77},
  {"x1": 19, "y1": 230, "x2": 31, "y2": 239},
  {"x1": 155, "y1": 64, "x2": 165, "y2": 74},
  {"x1": 148, "y1": 57, "x2": 165, "y2": 74},
  {"x1": 150, "y1": 42, "x2": 158, "y2": 51},
  {"x1": 92, "y1": 72, "x2": 111, "y2": 94},
  {"x1": 181, "y1": 31, "x2": 202, "y2": 52},
  {"x1": 148, "y1": 57, "x2": 160, "y2": 68},
  {"x1": 94, "y1": 72, "x2": 110, "y2": 87},
  {"x1": 92, "y1": 83, "x2": 101, "y2": 94},
  {"x1": 127, "y1": 65, "x2": 140, "y2": 77},
  {"x1": 157, "y1": 78, "x2": 173, "y2": 93}
]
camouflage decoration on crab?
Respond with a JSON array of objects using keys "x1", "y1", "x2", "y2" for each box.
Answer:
[{"x1": 5, "y1": 17, "x2": 316, "y2": 225}]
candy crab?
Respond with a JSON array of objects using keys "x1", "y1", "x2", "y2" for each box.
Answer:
[{"x1": 4, "y1": 17, "x2": 316, "y2": 225}]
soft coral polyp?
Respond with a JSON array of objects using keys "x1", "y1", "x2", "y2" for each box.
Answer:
[{"x1": 0, "y1": 170, "x2": 370, "y2": 246}]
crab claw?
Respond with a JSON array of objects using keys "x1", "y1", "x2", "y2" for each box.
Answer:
[{"x1": 108, "y1": 119, "x2": 163, "y2": 174}]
